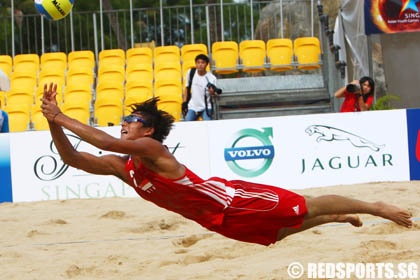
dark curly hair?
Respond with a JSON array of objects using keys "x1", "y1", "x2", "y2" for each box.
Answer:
[{"x1": 130, "y1": 97, "x2": 174, "y2": 143}]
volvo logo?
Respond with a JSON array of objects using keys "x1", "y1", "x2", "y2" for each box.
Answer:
[{"x1": 224, "y1": 127, "x2": 275, "y2": 177}]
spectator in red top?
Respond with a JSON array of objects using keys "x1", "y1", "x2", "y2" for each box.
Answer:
[{"x1": 335, "y1": 76, "x2": 375, "y2": 112}]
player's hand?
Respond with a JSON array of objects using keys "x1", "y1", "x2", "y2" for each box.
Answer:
[
  {"x1": 42, "y1": 82, "x2": 58, "y2": 104},
  {"x1": 41, "y1": 83, "x2": 62, "y2": 122}
]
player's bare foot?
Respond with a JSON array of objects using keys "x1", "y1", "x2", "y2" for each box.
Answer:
[
  {"x1": 374, "y1": 201, "x2": 412, "y2": 227},
  {"x1": 337, "y1": 214, "x2": 362, "y2": 227}
]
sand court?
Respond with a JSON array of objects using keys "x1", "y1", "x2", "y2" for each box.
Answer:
[{"x1": 0, "y1": 181, "x2": 419, "y2": 279}]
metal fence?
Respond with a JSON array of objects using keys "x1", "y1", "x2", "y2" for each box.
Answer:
[{"x1": 0, "y1": 0, "x2": 317, "y2": 56}]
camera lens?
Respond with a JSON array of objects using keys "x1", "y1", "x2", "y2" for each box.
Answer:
[{"x1": 346, "y1": 84, "x2": 359, "y2": 93}]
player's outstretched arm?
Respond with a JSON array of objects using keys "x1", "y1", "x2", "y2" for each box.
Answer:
[
  {"x1": 42, "y1": 83, "x2": 168, "y2": 159},
  {"x1": 40, "y1": 83, "x2": 127, "y2": 178},
  {"x1": 41, "y1": 83, "x2": 121, "y2": 148}
]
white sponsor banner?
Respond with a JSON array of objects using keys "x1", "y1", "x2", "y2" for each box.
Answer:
[
  {"x1": 10, "y1": 122, "x2": 210, "y2": 202},
  {"x1": 280, "y1": 109, "x2": 409, "y2": 188},
  {"x1": 208, "y1": 110, "x2": 409, "y2": 189},
  {"x1": 9, "y1": 110, "x2": 410, "y2": 202}
]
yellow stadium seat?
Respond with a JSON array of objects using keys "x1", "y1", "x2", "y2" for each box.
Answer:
[
  {"x1": 68, "y1": 50, "x2": 95, "y2": 70},
  {"x1": 39, "y1": 70, "x2": 66, "y2": 86},
  {"x1": 211, "y1": 41, "x2": 239, "y2": 74},
  {"x1": 154, "y1": 62, "x2": 182, "y2": 82},
  {"x1": 154, "y1": 79, "x2": 182, "y2": 101},
  {"x1": 4, "y1": 103, "x2": 30, "y2": 132},
  {"x1": 126, "y1": 63, "x2": 154, "y2": 84},
  {"x1": 61, "y1": 97, "x2": 91, "y2": 124},
  {"x1": 97, "y1": 64, "x2": 125, "y2": 85},
  {"x1": 126, "y1": 47, "x2": 153, "y2": 65},
  {"x1": 153, "y1": 45, "x2": 180, "y2": 65},
  {"x1": 95, "y1": 81, "x2": 124, "y2": 100},
  {"x1": 157, "y1": 100, "x2": 182, "y2": 122},
  {"x1": 181, "y1": 43, "x2": 208, "y2": 63},
  {"x1": 38, "y1": 74, "x2": 65, "y2": 87},
  {"x1": 13, "y1": 54, "x2": 40, "y2": 75},
  {"x1": 124, "y1": 89, "x2": 153, "y2": 116},
  {"x1": 239, "y1": 40, "x2": 266, "y2": 73},
  {"x1": 266, "y1": 38, "x2": 294, "y2": 72},
  {"x1": 40, "y1": 52, "x2": 67, "y2": 72},
  {"x1": 94, "y1": 94, "x2": 123, "y2": 127},
  {"x1": 6, "y1": 87, "x2": 35, "y2": 107},
  {"x1": 64, "y1": 82, "x2": 92, "y2": 103},
  {"x1": 31, "y1": 103, "x2": 49, "y2": 131},
  {"x1": 0, "y1": 55, "x2": 13, "y2": 77},
  {"x1": 99, "y1": 49, "x2": 125, "y2": 68},
  {"x1": 66, "y1": 66, "x2": 95, "y2": 87},
  {"x1": 293, "y1": 37, "x2": 321, "y2": 70},
  {"x1": 126, "y1": 80, "x2": 153, "y2": 99},
  {"x1": 10, "y1": 71, "x2": 37, "y2": 93}
]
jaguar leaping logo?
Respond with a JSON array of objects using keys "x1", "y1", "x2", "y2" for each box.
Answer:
[{"x1": 305, "y1": 125, "x2": 384, "y2": 152}]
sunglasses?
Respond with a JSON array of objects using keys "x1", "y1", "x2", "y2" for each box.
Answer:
[{"x1": 123, "y1": 115, "x2": 148, "y2": 125}]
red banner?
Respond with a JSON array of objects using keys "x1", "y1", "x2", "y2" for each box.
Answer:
[{"x1": 365, "y1": 0, "x2": 420, "y2": 34}]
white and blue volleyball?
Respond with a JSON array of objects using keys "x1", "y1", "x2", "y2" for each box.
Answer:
[{"x1": 34, "y1": 0, "x2": 74, "y2": 21}]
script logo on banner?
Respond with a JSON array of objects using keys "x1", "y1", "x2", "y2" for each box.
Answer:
[
  {"x1": 365, "y1": 0, "x2": 420, "y2": 34},
  {"x1": 224, "y1": 127, "x2": 275, "y2": 177},
  {"x1": 34, "y1": 134, "x2": 82, "y2": 181}
]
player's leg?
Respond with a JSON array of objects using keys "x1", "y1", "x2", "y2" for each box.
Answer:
[
  {"x1": 276, "y1": 214, "x2": 362, "y2": 241},
  {"x1": 305, "y1": 195, "x2": 412, "y2": 227},
  {"x1": 276, "y1": 195, "x2": 412, "y2": 242}
]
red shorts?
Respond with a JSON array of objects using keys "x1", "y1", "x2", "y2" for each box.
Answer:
[{"x1": 210, "y1": 180, "x2": 308, "y2": 246}]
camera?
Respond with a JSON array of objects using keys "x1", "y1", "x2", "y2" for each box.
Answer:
[
  {"x1": 207, "y1": 82, "x2": 223, "y2": 95},
  {"x1": 346, "y1": 83, "x2": 361, "y2": 94}
]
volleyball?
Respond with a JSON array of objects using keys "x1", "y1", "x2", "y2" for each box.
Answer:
[{"x1": 34, "y1": 0, "x2": 74, "y2": 21}]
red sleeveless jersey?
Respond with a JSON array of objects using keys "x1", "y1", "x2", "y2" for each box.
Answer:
[{"x1": 125, "y1": 157, "x2": 307, "y2": 245}]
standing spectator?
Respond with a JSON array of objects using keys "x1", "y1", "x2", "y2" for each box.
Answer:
[
  {"x1": 182, "y1": 54, "x2": 219, "y2": 121},
  {"x1": 335, "y1": 76, "x2": 375, "y2": 112}
]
